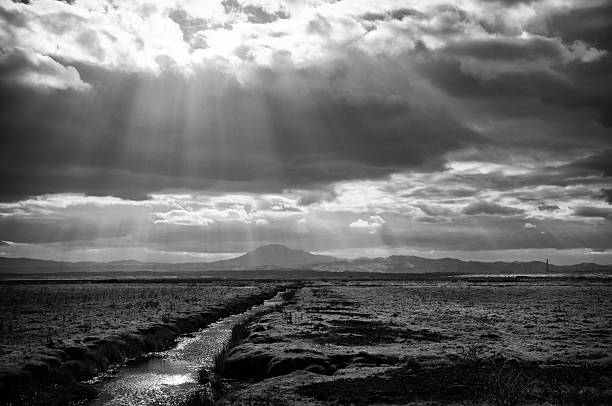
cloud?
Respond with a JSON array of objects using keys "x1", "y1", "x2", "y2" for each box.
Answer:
[
  {"x1": 568, "y1": 150, "x2": 612, "y2": 177},
  {"x1": 168, "y1": 8, "x2": 212, "y2": 51},
  {"x1": 307, "y1": 14, "x2": 332, "y2": 36},
  {"x1": 349, "y1": 215, "x2": 386, "y2": 233},
  {"x1": 573, "y1": 206, "x2": 612, "y2": 220},
  {"x1": 527, "y1": 2, "x2": 612, "y2": 51},
  {"x1": 297, "y1": 189, "x2": 337, "y2": 206},
  {"x1": 0, "y1": 0, "x2": 611, "y2": 262},
  {"x1": 0, "y1": 48, "x2": 89, "y2": 90},
  {"x1": 153, "y1": 209, "x2": 215, "y2": 226},
  {"x1": 442, "y1": 37, "x2": 566, "y2": 64},
  {"x1": 221, "y1": 0, "x2": 289, "y2": 24},
  {"x1": 415, "y1": 204, "x2": 452, "y2": 223},
  {"x1": 537, "y1": 204, "x2": 560, "y2": 212},
  {"x1": 602, "y1": 189, "x2": 612, "y2": 204},
  {"x1": 463, "y1": 201, "x2": 524, "y2": 216},
  {"x1": 349, "y1": 219, "x2": 370, "y2": 228},
  {"x1": 0, "y1": 52, "x2": 483, "y2": 201},
  {"x1": 379, "y1": 216, "x2": 612, "y2": 251},
  {"x1": 361, "y1": 8, "x2": 425, "y2": 23}
]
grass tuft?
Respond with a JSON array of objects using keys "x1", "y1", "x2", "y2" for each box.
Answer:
[{"x1": 487, "y1": 366, "x2": 535, "y2": 406}]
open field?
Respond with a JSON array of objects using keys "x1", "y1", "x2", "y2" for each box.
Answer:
[
  {"x1": 214, "y1": 280, "x2": 612, "y2": 405},
  {"x1": 1, "y1": 278, "x2": 611, "y2": 405},
  {"x1": 0, "y1": 281, "x2": 286, "y2": 404}
]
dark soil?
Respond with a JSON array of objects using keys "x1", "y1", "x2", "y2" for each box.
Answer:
[
  {"x1": 298, "y1": 361, "x2": 612, "y2": 405},
  {"x1": 306, "y1": 319, "x2": 449, "y2": 346}
]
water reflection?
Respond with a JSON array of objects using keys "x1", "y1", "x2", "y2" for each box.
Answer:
[{"x1": 89, "y1": 294, "x2": 283, "y2": 405}]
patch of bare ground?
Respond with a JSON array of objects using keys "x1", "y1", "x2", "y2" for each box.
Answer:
[{"x1": 212, "y1": 280, "x2": 612, "y2": 405}]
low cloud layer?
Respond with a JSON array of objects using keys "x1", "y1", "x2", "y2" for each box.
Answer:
[{"x1": 0, "y1": 0, "x2": 610, "y2": 263}]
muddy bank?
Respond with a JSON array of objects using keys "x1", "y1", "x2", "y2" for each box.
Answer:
[{"x1": 0, "y1": 285, "x2": 287, "y2": 406}]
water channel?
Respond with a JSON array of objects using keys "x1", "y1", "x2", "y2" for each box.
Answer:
[{"x1": 87, "y1": 292, "x2": 286, "y2": 405}]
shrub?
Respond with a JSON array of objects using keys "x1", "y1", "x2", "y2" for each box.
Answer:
[
  {"x1": 487, "y1": 366, "x2": 535, "y2": 406},
  {"x1": 543, "y1": 363, "x2": 611, "y2": 406},
  {"x1": 458, "y1": 344, "x2": 487, "y2": 364}
]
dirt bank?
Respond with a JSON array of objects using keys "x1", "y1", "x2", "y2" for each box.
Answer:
[{"x1": 0, "y1": 285, "x2": 287, "y2": 406}]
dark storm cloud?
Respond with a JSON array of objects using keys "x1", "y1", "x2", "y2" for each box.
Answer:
[
  {"x1": 0, "y1": 48, "x2": 86, "y2": 92},
  {"x1": 573, "y1": 206, "x2": 612, "y2": 220},
  {"x1": 442, "y1": 37, "x2": 565, "y2": 61},
  {"x1": 416, "y1": 204, "x2": 451, "y2": 217},
  {"x1": 407, "y1": 186, "x2": 477, "y2": 200},
  {"x1": 537, "y1": 204, "x2": 560, "y2": 212},
  {"x1": 419, "y1": 55, "x2": 612, "y2": 126},
  {"x1": 400, "y1": 171, "x2": 607, "y2": 221},
  {"x1": 567, "y1": 149, "x2": 612, "y2": 177},
  {"x1": 480, "y1": 0, "x2": 540, "y2": 5},
  {"x1": 264, "y1": 88, "x2": 475, "y2": 169},
  {"x1": 0, "y1": 0, "x2": 610, "y2": 264},
  {"x1": 416, "y1": 14, "x2": 612, "y2": 128},
  {"x1": 602, "y1": 189, "x2": 612, "y2": 204},
  {"x1": 380, "y1": 217, "x2": 612, "y2": 251},
  {"x1": 462, "y1": 201, "x2": 524, "y2": 216},
  {"x1": 0, "y1": 51, "x2": 482, "y2": 201},
  {"x1": 297, "y1": 189, "x2": 337, "y2": 206},
  {"x1": 1, "y1": 0, "x2": 609, "y2": 205},
  {"x1": 465, "y1": 158, "x2": 611, "y2": 190},
  {"x1": 528, "y1": 2, "x2": 612, "y2": 50}
]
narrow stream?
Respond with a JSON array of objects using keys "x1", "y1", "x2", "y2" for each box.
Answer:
[{"x1": 86, "y1": 292, "x2": 286, "y2": 406}]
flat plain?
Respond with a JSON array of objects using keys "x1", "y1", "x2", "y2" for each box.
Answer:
[
  {"x1": 217, "y1": 279, "x2": 612, "y2": 405},
  {"x1": 1, "y1": 278, "x2": 611, "y2": 405}
]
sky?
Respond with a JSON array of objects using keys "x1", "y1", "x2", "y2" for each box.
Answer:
[{"x1": 0, "y1": 0, "x2": 611, "y2": 264}]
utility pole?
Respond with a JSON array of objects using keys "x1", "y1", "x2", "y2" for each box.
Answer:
[{"x1": 546, "y1": 258, "x2": 549, "y2": 273}]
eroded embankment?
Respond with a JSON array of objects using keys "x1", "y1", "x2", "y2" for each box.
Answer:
[
  {"x1": 211, "y1": 284, "x2": 612, "y2": 405},
  {"x1": 0, "y1": 284, "x2": 287, "y2": 406}
]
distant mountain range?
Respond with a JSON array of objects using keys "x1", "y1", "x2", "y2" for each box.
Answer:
[
  {"x1": 0, "y1": 244, "x2": 609, "y2": 275},
  {"x1": 312, "y1": 255, "x2": 610, "y2": 274}
]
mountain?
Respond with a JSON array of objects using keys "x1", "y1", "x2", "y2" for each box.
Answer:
[
  {"x1": 208, "y1": 244, "x2": 338, "y2": 269},
  {"x1": 0, "y1": 244, "x2": 338, "y2": 273},
  {"x1": 0, "y1": 257, "x2": 70, "y2": 269},
  {"x1": 312, "y1": 255, "x2": 611, "y2": 274},
  {"x1": 0, "y1": 245, "x2": 609, "y2": 275}
]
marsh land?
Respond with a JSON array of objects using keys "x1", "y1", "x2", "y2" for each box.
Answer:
[{"x1": 1, "y1": 277, "x2": 610, "y2": 405}]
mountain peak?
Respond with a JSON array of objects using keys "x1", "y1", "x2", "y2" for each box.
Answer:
[
  {"x1": 249, "y1": 244, "x2": 310, "y2": 256},
  {"x1": 252, "y1": 243, "x2": 295, "y2": 251},
  {"x1": 214, "y1": 244, "x2": 337, "y2": 269}
]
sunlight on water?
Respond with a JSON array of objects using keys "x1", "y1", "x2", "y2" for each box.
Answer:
[{"x1": 89, "y1": 294, "x2": 283, "y2": 405}]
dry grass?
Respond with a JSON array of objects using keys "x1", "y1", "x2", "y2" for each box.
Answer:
[{"x1": 0, "y1": 283, "x2": 277, "y2": 377}]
